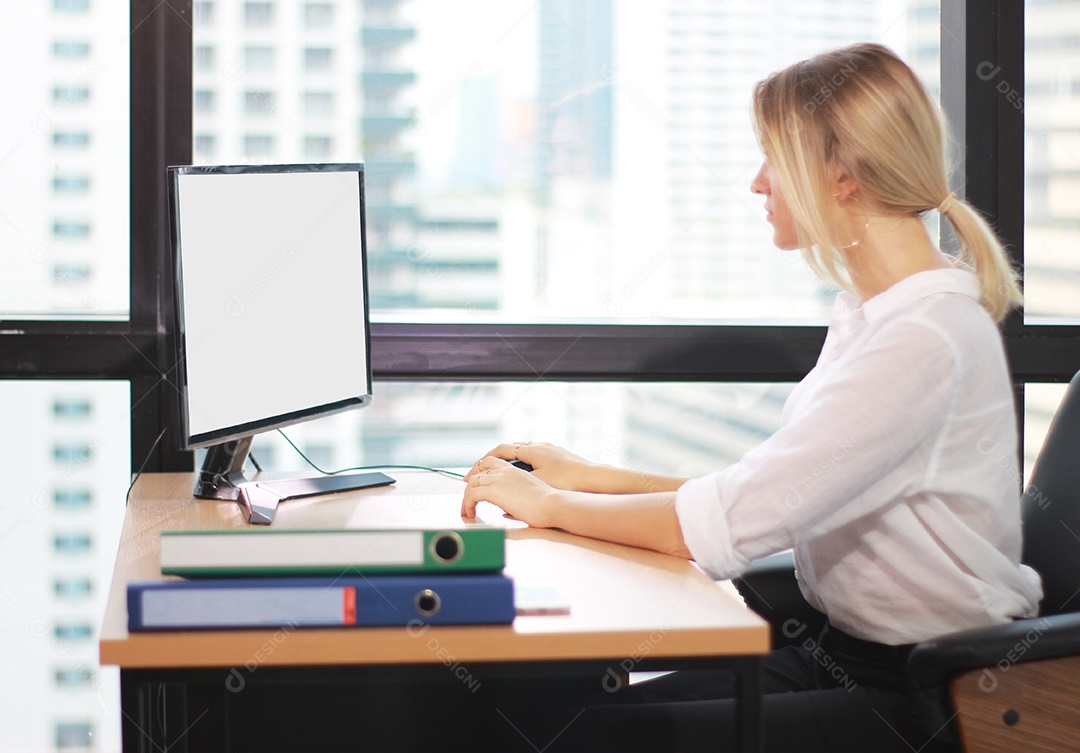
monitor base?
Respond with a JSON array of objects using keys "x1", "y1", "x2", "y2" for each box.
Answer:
[{"x1": 192, "y1": 437, "x2": 395, "y2": 525}]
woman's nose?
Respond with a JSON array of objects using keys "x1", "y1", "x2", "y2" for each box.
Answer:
[{"x1": 750, "y1": 163, "x2": 768, "y2": 195}]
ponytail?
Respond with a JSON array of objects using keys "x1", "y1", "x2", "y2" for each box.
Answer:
[
  {"x1": 753, "y1": 44, "x2": 1025, "y2": 324},
  {"x1": 940, "y1": 196, "x2": 1022, "y2": 323}
]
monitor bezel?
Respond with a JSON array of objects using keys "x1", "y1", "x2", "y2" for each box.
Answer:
[{"x1": 167, "y1": 162, "x2": 373, "y2": 451}]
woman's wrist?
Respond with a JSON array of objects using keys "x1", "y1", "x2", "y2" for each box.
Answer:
[
  {"x1": 534, "y1": 487, "x2": 569, "y2": 530},
  {"x1": 586, "y1": 463, "x2": 686, "y2": 495}
]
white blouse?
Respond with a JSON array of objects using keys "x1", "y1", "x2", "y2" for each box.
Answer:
[{"x1": 675, "y1": 268, "x2": 1043, "y2": 645}]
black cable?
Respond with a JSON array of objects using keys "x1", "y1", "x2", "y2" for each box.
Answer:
[
  {"x1": 126, "y1": 426, "x2": 169, "y2": 505},
  {"x1": 275, "y1": 429, "x2": 466, "y2": 479}
]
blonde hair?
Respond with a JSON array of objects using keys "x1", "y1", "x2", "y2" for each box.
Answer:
[{"x1": 751, "y1": 43, "x2": 1021, "y2": 322}]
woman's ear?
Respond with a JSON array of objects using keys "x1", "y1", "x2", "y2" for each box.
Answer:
[{"x1": 832, "y1": 168, "x2": 858, "y2": 204}]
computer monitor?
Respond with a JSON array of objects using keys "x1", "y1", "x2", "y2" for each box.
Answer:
[{"x1": 167, "y1": 162, "x2": 393, "y2": 524}]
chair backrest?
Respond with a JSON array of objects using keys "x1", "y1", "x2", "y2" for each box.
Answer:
[{"x1": 1021, "y1": 370, "x2": 1080, "y2": 616}]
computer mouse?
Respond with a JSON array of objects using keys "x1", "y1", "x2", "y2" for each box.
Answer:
[{"x1": 510, "y1": 459, "x2": 534, "y2": 472}]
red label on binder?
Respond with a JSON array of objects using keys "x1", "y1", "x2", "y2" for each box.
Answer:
[{"x1": 343, "y1": 587, "x2": 356, "y2": 624}]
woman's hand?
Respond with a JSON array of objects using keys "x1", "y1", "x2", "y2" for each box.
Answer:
[
  {"x1": 462, "y1": 456, "x2": 691, "y2": 557},
  {"x1": 466, "y1": 441, "x2": 689, "y2": 495},
  {"x1": 461, "y1": 456, "x2": 561, "y2": 526},
  {"x1": 466, "y1": 441, "x2": 601, "y2": 492}
]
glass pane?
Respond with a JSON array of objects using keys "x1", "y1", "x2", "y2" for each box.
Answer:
[
  {"x1": 245, "y1": 381, "x2": 794, "y2": 481},
  {"x1": 1025, "y1": 382, "x2": 1067, "y2": 482},
  {"x1": 0, "y1": 4, "x2": 129, "y2": 320},
  {"x1": 248, "y1": 379, "x2": 1063, "y2": 537},
  {"x1": 192, "y1": 0, "x2": 938, "y2": 324},
  {"x1": 0, "y1": 382, "x2": 128, "y2": 752},
  {"x1": 1024, "y1": 1, "x2": 1080, "y2": 320}
]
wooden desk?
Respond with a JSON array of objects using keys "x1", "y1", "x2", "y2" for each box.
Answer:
[{"x1": 101, "y1": 471, "x2": 769, "y2": 752}]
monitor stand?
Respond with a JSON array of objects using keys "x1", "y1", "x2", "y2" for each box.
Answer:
[{"x1": 192, "y1": 437, "x2": 395, "y2": 525}]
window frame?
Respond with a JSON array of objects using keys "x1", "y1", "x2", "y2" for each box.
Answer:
[{"x1": 0, "y1": 0, "x2": 1073, "y2": 476}]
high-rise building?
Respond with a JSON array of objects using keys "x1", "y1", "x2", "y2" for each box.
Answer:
[
  {"x1": 191, "y1": 0, "x2": 508, "y2": 471},
  {"x1": 360, "y1": 0, "x2": 423, "y2": 309},
  {"x1": 1, "y1": 1, "x2": 128, "y2": 319},
  {"x1": 1, "y1": 383, "x2": 128, "y2": 753},
  {"x1": 192, "y1": 0, "x2": 365, "y2": 164},
  {"x1": 1, "y1": 1, "x2": 129, "y2": 750},
  {"x1": 1023, "y1": 0, "x2": 1080, "y2": 319}
]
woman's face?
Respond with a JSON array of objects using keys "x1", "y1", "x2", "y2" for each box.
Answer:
[{"x1": 750, "y1": 162, "x2": 798, "y2": 250}]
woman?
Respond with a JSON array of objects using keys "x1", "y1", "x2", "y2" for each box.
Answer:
[{"x1": 462, "y1": 43, "x2": 1042, "y2": 752}]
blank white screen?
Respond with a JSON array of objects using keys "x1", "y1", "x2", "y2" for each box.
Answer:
[{"x1": 175, "y1": 169, "x2": 370, "y2": 443}]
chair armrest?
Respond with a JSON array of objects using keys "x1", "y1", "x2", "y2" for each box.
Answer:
[{"x1": 907, "y1": 612, "x2": 1080, "y2": 691}]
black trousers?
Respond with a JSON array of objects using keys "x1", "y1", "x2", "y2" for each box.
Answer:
[{"x1": 520, "y1": 623, "x2": 959, "y2": 753}]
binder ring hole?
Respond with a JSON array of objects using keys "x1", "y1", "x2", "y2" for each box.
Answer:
[
  {"x1": 415, "y1": 589, "x2": 441, "y2": 617},
  {"x1": 431, "y1": 531, "x2": 463, "y2": 564}
]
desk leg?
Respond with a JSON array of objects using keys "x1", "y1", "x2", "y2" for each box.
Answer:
[
  {"x1": 119, "y1": 669, "x2": 224, "y2": 753},
  {"x1": 735, "y1": 657, "x2": 762, "y2": 753},
  {"x1": 120, "y1": 671, "x2": 187, "y2": 753}
]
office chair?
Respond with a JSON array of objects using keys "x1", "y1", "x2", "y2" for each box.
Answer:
[{"x1": 733, "y1": 370, "x2": 1080, "y2": 753}]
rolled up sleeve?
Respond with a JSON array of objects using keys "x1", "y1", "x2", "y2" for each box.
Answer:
[{"x1": 675, "y1": 475, "x2": 749, "y2": 580}]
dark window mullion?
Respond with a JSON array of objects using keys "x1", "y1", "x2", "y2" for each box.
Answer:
[
  {"x1": 941, "y1": 2, "x2": 1025, "y2": 301},
  {"x1": 129, "y1": 0, "x2": 193, "y2": 472},
  {"x1": 370, "y1": 323, "x2": 827, "y2": 383}
]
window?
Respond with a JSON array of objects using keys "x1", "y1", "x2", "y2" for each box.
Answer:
[
  {"x1": 0, "y1": 7, "x2": 1067, "y2": 753},
  {"x1": 54, "y1": 668, "x2": 95, "y2": 688},
  {"x1": 51, "y1": 132, "x2": 91, "y2": 148},
  {"x1": 194, "y1": 88, "x2": 215, "y2": 114},
  {"x1": 194, "y1": 2, "x2": 215, "y2": 26},
  {"x1": 52, "y1": 0, "x2": 90, "y2": 12},
  {"x1": 244, "y1": 2, "x2": 274, "y2": 28},
  {"x1": 52, "y1": 175, "x2": 91, "y2": 194},
  {"x1": 51, "y1": 262, "x2": 93, "y2": 284},
  {"x1": 54, "y1": 488, "x2": 93, "y2": 510},
  {"x1": 302, "y1": 91, "x2": 334, "y2": 118},
  {"x1": 54, "y1": 576, "x2": 94, "y2": 599},
  {"x1": 244, "y1": 45, "x2": 275, "y2": 72},
  {"x1": 53, "y1": 444, "x2": 93, "y2": 464},
  {"x1": 53, "y1": 41, "x2": 91, "y2": 59},
  {"x1": 257, "y1": 381, "x2": 792, "y2": 480},
  {"x1": 53, "y1": 398, "x2": 92, "y2": 419},
  {"x1": 197, "y1": 0, "x2": 941, "y2": 324},
  {"x1": 244, "y1": 443, "x2": 277, "y2": 468},
  {"x1": 52, "y1": 221, "x2": 92, "y2": 240},
  {"x1": 303, "y1": 134, "x2": 333, "y2": 159},
  {"x1": 185, "y1": 1, "x2": 1000, "y2": 505},
  {"x1": 52, "y1": 86, "x2": 90, "y2": 105},
  {"x1": 195, "y1": 133, "x2": 216, "y2": 160},
  {"x1": 303, "y1": 47, "x2": 333, "y2": 73},
  {"x1": 244, "y1": 89, "x2": 276, "y2": 114},
  {"x1": 53, "y1": 623, "x2": 94, "y2": 641},
  {"x1": 55, "y1": 722, "x2": 93, "y2": 750},
  {"x1": 1024, "y1": 1, "x2": 1080, "y2": 320},
  {"x1": 1025, "y1": 383, "x2": 1067, "y2": 480},
  {"x1": 0, "y1": 382, "x2": 128, "y2": 751},
  {"x1": 195, "y1": 44, "x2": 215, "y2": 72},
  {"x1": 243, "y1": 134, "x2": 275, "y2": 158},
  {"x1": 304, "y1": 3, "x2": 334, "y2": 29},
  {"x1": 302, "y1": 443, "x2": 335, "y2": 468},
  {"x1": 52, "y1": 533, "x2": 92, "y2": 554}
]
